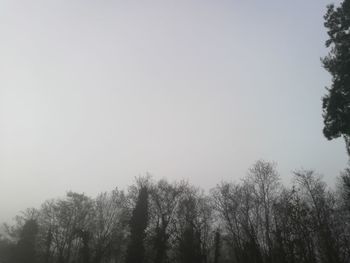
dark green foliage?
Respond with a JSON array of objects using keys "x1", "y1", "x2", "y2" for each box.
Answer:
[
  {"x1": 125, "y1": 186, "x2": 149, "y2": 263},
  {"x1": 322, "y1": 0, "x2": 350, "y2": 153}
]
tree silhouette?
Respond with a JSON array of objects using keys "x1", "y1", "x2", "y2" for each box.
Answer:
[
  {"x1": 322, "y1": 0, "x2": 350, "y2": 154},
  {"x1": 125, "y1": 186, "x2": 149, "y2": 263},
  {"x1": 341, "y1": 169, "x2": 350, "y2": 210},
  {"x1": 213, "y1": 229, "x2": 221, "y2": 263},
  {"x1": 1, "y1": 163, "x2": 350, "y2": 263},
  {"x1": 15, "y1": 219, "x2": 38, "y2": 263},
  {"x1": 150, "y1": 180, "x2": 186, "y2": 263},
  {"x1": 178, "y1": 223, "x2": 202, "y2": 263}
]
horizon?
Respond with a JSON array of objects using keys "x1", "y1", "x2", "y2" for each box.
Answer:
[{"x1": 1, "y1": 0, "x2": 348, "y2": 225}]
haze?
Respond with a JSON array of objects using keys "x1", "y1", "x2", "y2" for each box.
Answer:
[{"x1": 0, "y1": 0, "x2": 347, "y2": 224}]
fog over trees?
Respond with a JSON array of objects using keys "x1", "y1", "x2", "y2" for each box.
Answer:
[
  {"x1": 1, "y1": 160, "x2": 350, "y2": 263},
  {"x1": 1, "y1": 0, "x2": 350, "y2": 262}
]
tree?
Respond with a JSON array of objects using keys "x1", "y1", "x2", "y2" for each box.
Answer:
[
  {"x1": 149, "y1": 180, "x2": 186, "y2": 263},
  {"x1": 90, "y1": 189, "x2": 129, "y2": 263},
  {"x1": 337, "y1": 168, "x2": 350, "y2": 261},
  {"x1": 211, "y1": 181, "x2": 262, "y2": 263},
  {"x1": 173, "y1": 187, "x2": 213, "y2": 263},
  {"x1": 322, "y1": 0, "x2": 350, "y2": 154},
  {"x1": 340, "y1": 168, "x2": 350, "y2": 211},
  {"x1": 15, "y1": 219, "x2": 39, "y2": 263},
  {"x1": 178, "y1": 223, "x2": 202, "y2": 263},
  {"x1": 38, "y1": 192, "x2": 94, "y2": 263},
  {"x1": 176, "y1": 195, "x2": 202, "y2": 263},
  {"x1": 294, "y1": 170, "x2": 341, "y2": 263},
  {"x1": 245, "y1": 160, "x2": 280, "y2": 260},
  {"x1": 0, "y1": 236, "x2": 15, "y2": 263},
  {"x1": 213, "y1": 229, "x2": 221, "y2": 263},
  {"x1": 125, "y1": 186, "x2": 149, "y2": 263}
]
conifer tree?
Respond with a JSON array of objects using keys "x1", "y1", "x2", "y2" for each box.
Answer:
[
  {"x1": 322, "y1": 0, "x2": 350, "y2": 153},
  {"x1": 125, "y1": 186, "x2": 149, "y2": 263}
]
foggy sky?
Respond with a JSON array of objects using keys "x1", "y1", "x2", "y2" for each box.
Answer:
[{"x1": 0, "y1": 0, "x2": 347, "y2": 224}]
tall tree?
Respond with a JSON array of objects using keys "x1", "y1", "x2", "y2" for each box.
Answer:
[
  {"x1": 178, "y1": 223, "x2": 202, "y2": 263},
  {"x1": 39, "y1": 192, "x2": 94, "y2": 263},
  {"x1": 246, "y1": 160, "x2": 280, "y2": 260},
  {"x1": 213, "y1": 229, "x2": 221, "y2": 263},
  {"x1": 150, "y1": 180, "x2": 186, "y2": 263},
  {"x1": 341, "y1": 168, "x2": 350, "y2": 210},
  {"x1": 322, "y1": 0, "x2": 350, "y2": 154},
  {"x1": 177, "y1": 196, "x2": 202, "y2": 263},
  {"x1": 91, "y1": 189, "x2": 128, "y2": 263},
  {"x1": 294, "y1": 170, "x2": 341, "y2": 263},
  {"x1": 15, "y1": 219, "x2": 39, "y2": 263},
  {"x1": 125, "y1": 186, "x2": 149, "y2": 263}
]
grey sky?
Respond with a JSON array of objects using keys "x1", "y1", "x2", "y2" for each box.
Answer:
[{"x1": 0, "y1": 0, "x2": 347, "y2": 224}]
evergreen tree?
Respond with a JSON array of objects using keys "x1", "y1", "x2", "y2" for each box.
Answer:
[
  {"x1": 125, "y1": 186, "x2": 149, "y2": 263},
  {"x1": 322, "y1": 0, "x2": 350, "y2": 154}
]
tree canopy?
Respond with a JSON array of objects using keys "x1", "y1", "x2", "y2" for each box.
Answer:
[
  {"x1": 1, "y1": 161, "x2": 350, "y2": 263},
  {"x1": 322, "y1": 0, "x2": 350, "y2": 153}
]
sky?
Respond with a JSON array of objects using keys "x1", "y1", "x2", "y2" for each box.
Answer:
[{"x1": 0, "y1": 0, "x2": 347, "y2": 224}]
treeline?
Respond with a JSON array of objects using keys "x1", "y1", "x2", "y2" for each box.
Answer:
[{"x1": 1, "y1": 160, "x2": 350, "y2": 263}]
